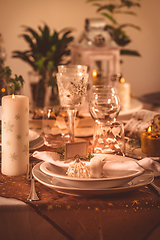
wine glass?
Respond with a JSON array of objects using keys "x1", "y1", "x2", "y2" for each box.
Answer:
[
  {"x1": 90, "y1": 85, "x2": 120, "y2": 124},
  {"x1": 56, "y1": 66, "x2": 88, "y2": 142},
  {"x1": 89, "y1": 85, "x2": 124, "y2": 154},
  {"x1": 58, "y1": 65, "x2": 88, "y2": 74}
]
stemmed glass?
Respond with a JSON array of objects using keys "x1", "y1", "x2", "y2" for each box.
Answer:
[
  {"x1": 56, "y1": 65, "x2": 88, "y2": 142},
  {"x1": 90, "y1": 85, "x2": 120, "y2": 124},
  {"x1": 89, "y1": 85, "x2": 124, "y2": 154}
]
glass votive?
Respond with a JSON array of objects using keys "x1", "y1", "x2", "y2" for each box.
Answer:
[{"x1": 92, "y1": 121, "x2": 125, "y2": 155}]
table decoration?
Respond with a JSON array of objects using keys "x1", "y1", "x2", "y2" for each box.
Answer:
[
  {"x1": 12, "y1": 24, "x2": 74, "y2": 109},
  {"x1": 42, "y1": 105, "x2": 63, "y2": 147},
  {"x1": 32, "y1": 150, "x2": 160, "y2": 177},
  {"x1": 29, "y1": 136, "x2": 44, "y2": 151},
  {"x1": 89, "y1": 85, "x2": 124, "y2": 154},
  {"x1": 39, "y1": 159, "x2": 144, "y2": 189},
  {"x1": 26, "y1": 163, "x2": 39, "y2": 201},
  {"x1": 33, "y1": 162, "x2": 153, "y2": 197},
  {"x1": 1, "y1": 94, "x2": 29, "y2": 176},
  {"x1": 141, "y1": 114, "x2": 160, "y2": 157},
  {"x1": 90, "y1": 155, "x2": 102, "y2": 178},
  {"x1": 118, "y1": 77, "x2": 131, "y2": 110},
  {"x1": 124, "y1": 109, "x2": 159, "y2": 139},
  {"x1": 31, "y1": 150, "x2": 160, "y2": 191},
  {"x1": 32, "y1": 150, "x2": 93, "y2": 168},
  {"x1": 1, "y1": 146, "x2": 160, "y2": 240},
  {"x1": 56, "y1": 65, "x2": 89, "y2": 142}
]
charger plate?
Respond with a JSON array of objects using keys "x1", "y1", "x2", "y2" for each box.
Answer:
[
  {"x1": 40, "y1": 155, "x2": 144, "y2": 189},
  {"x1": 33, "y1": 162, "x2": 153, "y2": 197}
]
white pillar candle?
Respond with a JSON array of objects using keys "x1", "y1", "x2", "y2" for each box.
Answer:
[
  {"x1": 118, "y1": 79, "x2": 131, "y2": 110},
  {"x1": 2, "y1": 95, "x2": 29, "y2": 176}
]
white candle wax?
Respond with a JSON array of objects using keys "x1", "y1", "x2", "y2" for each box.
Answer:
[
  {"x1": 118, "y1": 82, "x2": 131, "y2": 110},
  {"x1": 2, "y1": 95, "x2": 29, "y2": 176}
]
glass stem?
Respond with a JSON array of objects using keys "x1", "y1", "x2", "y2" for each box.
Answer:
[{"x1": 67, "y1": 109, "x2": 77, "y2": 142}]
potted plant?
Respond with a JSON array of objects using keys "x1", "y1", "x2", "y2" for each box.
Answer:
[
  {"x1": 12, "y1": 23, "x2": 74, "y2": 108},
  {"x1": 0, "y1": 60, "x2": 24, "y2": 98},
  {"x1": 86, "y1": 0, "x2": 141, "y2": 62}
]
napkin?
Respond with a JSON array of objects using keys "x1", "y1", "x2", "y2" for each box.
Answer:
[
  {"x1": 32, "y1": 151, "x2": 68, "y2": 168},
  {"x1": 32, "y1": 151, "x2": 160, "y2": 177},
  {"x1": 103, "y1": 157, "x2": 160, "y2": 177},
  {"x1": 124, "y1": 109, "x2": 159, "y2": 138}
]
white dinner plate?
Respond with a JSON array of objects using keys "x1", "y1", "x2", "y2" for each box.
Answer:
[
  {"x1": 40, "y1": 155, "x2": 144, "y2": 189},
  {"x1": 33, "y1": 162, "x2": 154, "y2": 197},
  {"x1": 29, "y1": 129, "x2": 39, "y2": 141},
  {"x1": 0, "y1": 130, "x2": 44, "y2": 152}
]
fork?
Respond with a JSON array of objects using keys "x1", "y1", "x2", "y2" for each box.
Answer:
[{"x1": 26, "y1": 164, "x2": 39, "y2": 201}]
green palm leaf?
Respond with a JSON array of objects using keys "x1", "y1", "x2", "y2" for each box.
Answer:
[
  {"x1": 114, "y1": 10, "x2": 137, "y2": 16},
  {"x1": 119, "y1": 23, "x2": 141, "y2": 31},
  {"x1": 120, "y1": 49, "x2": 141, "y2": 56},
  {"x1": 120, "y1": 0, "x2": 141, "y2": 8},
  {"x1": 101, "y1": 13, "x2": 117, "y2": 24}
]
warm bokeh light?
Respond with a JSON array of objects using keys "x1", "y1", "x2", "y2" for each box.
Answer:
[
  {"x1": 92, "y1": 69, "x2": 97, "y2": 77},
  {"x1": 120, "y1": 77, "x2": 125, "y2": 83},
  {"x1": 1, "y1": 88, "x2": 5, "y2": 93},
  {"x1": 12, "y1": 94, "x2": 15, "y2": 99},
  {"x1": 148, "y1": 126, "x2": 152, "y2": 133}
]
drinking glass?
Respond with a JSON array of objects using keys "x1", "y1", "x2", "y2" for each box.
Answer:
[
  {"x1": 92, "y1": 121, "x2": 125, "y2": 155},
  {"x1": 58, "y1": 65, "x2": 88, "y2": 74},
  {"x1": 56, "y1": 66, "x2": 89, "y2": 142},
  {"x1": 90, "y1": 85, "x2": 120, "y2": 124},
  {"x1": 89, "y1": 85, "x2": 124, "y2": 154},
  {"x1": 43, "y1": 106, "x2": 62, "y2": 147}
]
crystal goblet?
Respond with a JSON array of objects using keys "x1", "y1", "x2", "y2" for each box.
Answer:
[
  {"x1": 89, "y1": 85, "x2": 124, "y2": 154},
  {"x1": 56, "y1": 68, "x2": 88, "y2": 142},
  {"x1": 58, "y1": 65, "x2": 88, "y2": 74}
]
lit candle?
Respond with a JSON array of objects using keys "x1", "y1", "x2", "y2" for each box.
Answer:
[
  {"x1": 92, "y1": 69, "x2": 97, "y2": 78},
  {"x1": 1, "y1": 95, "x2": 29, "y2": 176},
  {"x1": 92, "y1": 69, "x2": 98, "y2": 84},
  {"x1": 141, "y1": 126, "x2": 160, "y2": 157},
  {"x1": 118, "y1": 77, "x2": 131, "y2": 110}
]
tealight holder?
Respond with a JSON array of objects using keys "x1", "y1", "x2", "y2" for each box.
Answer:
[{"x1": 141, "y1": 126, "x2": 160, "y2": 157}]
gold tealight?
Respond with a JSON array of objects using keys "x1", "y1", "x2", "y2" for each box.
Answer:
[{"x1": 141, "y1": 126, "x2": 160, "y2": 157}]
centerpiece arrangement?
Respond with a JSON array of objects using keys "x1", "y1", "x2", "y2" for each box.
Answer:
[
  {"x1": 12, "y1": 23, "x2": 74, "y2": 108},
  {"x1": 141, "y1": 114, "x2": 160, "y2": 157}
]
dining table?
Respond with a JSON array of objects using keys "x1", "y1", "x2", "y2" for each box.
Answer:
[{"x1": 0, "y1": 113, "x2": 160, "y2": 240}]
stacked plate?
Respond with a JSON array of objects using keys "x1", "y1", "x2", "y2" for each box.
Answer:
[
  {"x1": 0, "y1": 130, "x2": 44, "y2": 152},
  {"x1": 32, "y1": 154, "x2": 154, "y2": 197},
  {"x1": 29, "y1": 130, "x2": 44, "y2": 151}
]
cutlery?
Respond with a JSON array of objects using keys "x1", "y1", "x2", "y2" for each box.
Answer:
[
  {"x1": 150, "y1": 182, "x2": 160, "y2": 195},
  {"x1": 26, "y1": 164, "x2": 39, "y2": 201},
  {"x1": 133, "y1": 159, "x2": 160, "y2": 196}
]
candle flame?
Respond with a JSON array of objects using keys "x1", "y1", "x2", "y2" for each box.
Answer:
[
  {"x1": 148, "y1": 126, "x2": 152, "y2": 133},
  {"x1": 12, "y1": 94, "x2": 15, "y2": 99},
  {"x1": 92, "y1": 69, "x2": 97, "y2": 77},
  {"x1": 120, "y1": 77, "x2": 125, "y2": 83}
]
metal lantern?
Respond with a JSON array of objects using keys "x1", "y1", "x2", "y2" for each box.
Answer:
[{"x1": 70, "y1": 18, "x2": 120, "y2": 87}]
